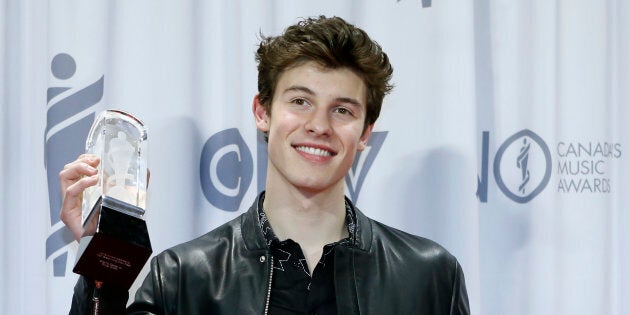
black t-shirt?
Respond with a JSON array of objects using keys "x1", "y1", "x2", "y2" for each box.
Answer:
[{"x1": 257, "y1": 194, "x2": 357, "y2": 314}]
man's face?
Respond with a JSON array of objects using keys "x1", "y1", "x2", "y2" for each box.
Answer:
[{"x1": 254, "y1": 61, "x2": 372, "y2": 195}]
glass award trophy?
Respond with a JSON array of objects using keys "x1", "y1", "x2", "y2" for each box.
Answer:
[{"x1": 73, "y1": 109, "x2": 152, "y2": 290}]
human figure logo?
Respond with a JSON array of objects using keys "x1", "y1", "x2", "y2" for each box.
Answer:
[
  {"x1": 517, "y1": 138, "x2": 531, "y2": 194},
  {"x1": 45, "y1": 53, "x2": 104, "y2": 276},
  {"x1": 478, "y1": 129, "x2": 552, "y2": 204}
]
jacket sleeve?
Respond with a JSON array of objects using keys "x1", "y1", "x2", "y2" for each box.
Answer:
[
  {"x1": 69, "y1": 256, "x2": 167, "y2": 315},
  {"x1": 126, "y1": 255, "x2": 169, "y2": 314},
  {"x1": 69, "y1": 276, "x2": 129, "y2": 314},
  {"x1": 450, "y1": 260, "x2": 470, "y2": 315}
]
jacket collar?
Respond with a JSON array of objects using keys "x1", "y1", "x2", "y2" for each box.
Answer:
[{"x1": 241, "y1": 192, "x2": 373, "y2": 252}]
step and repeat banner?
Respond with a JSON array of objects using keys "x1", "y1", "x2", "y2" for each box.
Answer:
[{"x1": 1, "y1": 0, "x2": 628, "y2": 314}]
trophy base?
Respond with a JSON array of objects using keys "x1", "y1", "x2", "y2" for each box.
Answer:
[{"x1": 73, "y1": 195, "x2": 152, "y2": 290}]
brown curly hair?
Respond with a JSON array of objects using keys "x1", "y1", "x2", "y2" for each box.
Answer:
[{"x1": 256, "y1": 16, "x2": 394, "y2": 130}]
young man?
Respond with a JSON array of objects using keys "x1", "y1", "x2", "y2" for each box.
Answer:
[{"x1": 62, "y1": 16, "x2": 469, "y2": 314}]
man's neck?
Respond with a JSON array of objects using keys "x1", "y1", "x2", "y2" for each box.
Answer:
[
  {"x1": 263, "y1": 184, "x2": 348, "y2": 275},
  {"x1": 263, "y1": 183, "x2": 348, "y2": 250}
]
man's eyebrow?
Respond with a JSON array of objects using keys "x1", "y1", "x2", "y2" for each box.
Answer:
[
  {"x1": 334, "y1": 97, "x2": 362, "y2": 108},
  {"x1": 283, "y1": 85, "x2": 315, "y2": 95},
  {"x1": 283, "y1": 85, "x2": 363, "y2": 108}
]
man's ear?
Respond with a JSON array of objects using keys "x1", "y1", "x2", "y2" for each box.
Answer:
[
  {"x1": 358, "y1": 124, "x2": 374, "y2": 151},
  {"x1": 253, "y1": 94, "x2": 270, "y2": 132}
]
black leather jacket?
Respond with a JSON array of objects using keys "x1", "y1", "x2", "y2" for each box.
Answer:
[{"x1": 71, "y1": 195, "x2": 470, "y2": 314}]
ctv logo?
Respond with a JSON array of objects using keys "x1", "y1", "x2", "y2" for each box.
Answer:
[
  {"x1": 477, "y1": 129, "x2": 552, "y2": 203},
  {"x1": 200, "y1": 130, "x2": 387, "y2": 211}
]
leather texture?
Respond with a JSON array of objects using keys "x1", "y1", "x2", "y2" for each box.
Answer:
[{"x1": 71, "y1": 194, "x2": 470, "y2": 314}]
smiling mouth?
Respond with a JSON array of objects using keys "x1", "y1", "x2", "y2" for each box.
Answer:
[{"x1": 294, "y1": 145, "x2": 335, "y2": 157}]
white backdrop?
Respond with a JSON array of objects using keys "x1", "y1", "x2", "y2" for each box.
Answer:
[{"x1": 1, "y1": 0, "x2": 629, "y2": 314}]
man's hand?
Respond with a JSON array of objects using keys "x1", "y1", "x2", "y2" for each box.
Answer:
[{"x1": 59, "y1": 154, "x2": 100, "y2": 242}]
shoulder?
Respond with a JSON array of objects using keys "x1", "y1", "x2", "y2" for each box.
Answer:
[
  {"x1": 351, "y1": 215, "x2": 470, "y2": 314},
  {"x1": 155, "y1": 213, "x2": 246, "y2": 266},
  {"x1": 367, "y1": 217, "x2": 459, "y2": 268},
  {"x1": 148, "y1": 195, "x2": 266, "y2": 271}
]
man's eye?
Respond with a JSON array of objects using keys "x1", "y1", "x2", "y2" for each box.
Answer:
[
  {"x1": 292, "y1": 98, "x2": 306, "y2": 105},
  {"x1": 335, "y1": 107, "x2": 350, "y2": 115}
]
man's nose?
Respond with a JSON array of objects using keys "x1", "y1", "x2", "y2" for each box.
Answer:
[{"x1": 305, "y1": 109, "x2": 332, "y2": 136}]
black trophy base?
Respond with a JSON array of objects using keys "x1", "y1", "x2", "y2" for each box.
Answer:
[{"x1": 73, "y1": 195, "x2": 152, "y2": 290}]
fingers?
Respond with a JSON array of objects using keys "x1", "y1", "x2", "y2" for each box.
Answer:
[
  {"x1": 61, "y1": 174, "x2": 99, "y2": 240},
  {"x1": 59, "y1": 154, "x2": 101, "y2": 242},
  {"x1": 64, "y1": 174, "x2": 99, "y2": 200},
  {"x1": 59, "y1": 155, "x2": 100, "y2": 192},
  {"x1": 62, "y1": 155, "x2": 99, "y2": 174}
]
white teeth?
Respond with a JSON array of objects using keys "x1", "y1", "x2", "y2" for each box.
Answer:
[{"x1": 295, "y1": 146, "x2": 332, "y2": 157}]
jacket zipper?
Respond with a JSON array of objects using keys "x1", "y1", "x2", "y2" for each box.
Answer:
[{"x1": 264, "y1": 256, "x2": 274, "y2": 315}]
